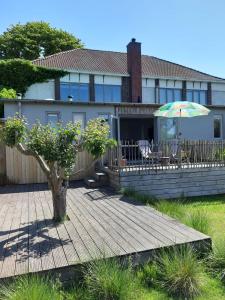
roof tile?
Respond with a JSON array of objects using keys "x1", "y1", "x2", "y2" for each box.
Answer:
[{"x1": 33, "y1": 48, "x2": 225, "y2": 82}]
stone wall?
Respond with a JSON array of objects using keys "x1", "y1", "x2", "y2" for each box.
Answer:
[{"x1": 114, "y1": 167, "x2": 225, "y2": 199}]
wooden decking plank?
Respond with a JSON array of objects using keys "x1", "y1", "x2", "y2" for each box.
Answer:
[
  {"x1": 99, "y1": 198, "x2": 167, "y2": 249},
  {"x1": 66, "y1": 194, "x2": 104, "y2": 259},
  {"x1": 15, "y1": 185, "x2": 29, "y2": 275},
  {"x1": 27, "y1": 186, "x2": 42, "y2": 273},
  {"x1": 0, "y1": 189, "x2": 18, "y2": 277},
  {"x1": 34, "y1": 186, "x2": 55, "y2": 272},
  {"x1": 84, "y1": 191, "x2": 157, "y2": 250},
  {"x1": 73, "y1": 189, "x2": 139, "y2": 254},
  {"x1": 1, "y1": 189, "x2": 24, "y2": 277},
  {"x1": 67, "y1": 193, "x2": 114, "y2": 257},
  {"x1": 42, "y1": 190, "x2": 68, "y2": 269},
  {"x1": 69, "y1": 190, "x2": 125, "y2": 256},
  {"x1": 137, "y1": 204, "x2": 208, "y2": 240},
  {"x1": 81, "y1": 192, "x2": 145, "y2": 252},
  {"x1": 40, "y1": 187, "x2": 79, "y2": 266},
  {"x1": 108, "y1": 197, "x2": 189, "y2": 244}
]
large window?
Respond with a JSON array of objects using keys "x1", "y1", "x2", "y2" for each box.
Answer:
[
  {"x1": 186, "y1": 90, "x2": 206, "y2": 104},
  {"x1": 159, "y1": 88, "x2": 182, "y2": 104},
  {"x1": 214, "y1": 115, "x2": 222, "y2": 139},
  {"x1": 95, "y1": 84, "x2": 121, "y2": 103},
  {"x1": 60, "y1": 82, "x2": 89, "y2": 102}
]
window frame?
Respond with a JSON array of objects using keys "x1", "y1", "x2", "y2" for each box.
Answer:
[
  {"x1": 186, "y1": 89, "x2": 207, "y2": 104},
  {"x1": 213, "y1": 114, "x2": 223, "y2": 139},
  {"x1": 46, "y1": 111, "x2": 61, "y2": 126},
  {"x1": 72, "y1": 112, "x2": 86, "y2": 130},
  {"x1": 60, "y1": 81, "x2": 89, "y2": 102},
  {"x1": 159, "y1": 88, "x2": 182, "y2": 104},
  {"x1": 95, "y1": 84, "x2": 122, "y2": 103}
]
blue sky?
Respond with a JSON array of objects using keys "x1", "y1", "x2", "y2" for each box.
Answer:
[{"x1": 1, "y1": 0, "x2": 225, "y2": 77}]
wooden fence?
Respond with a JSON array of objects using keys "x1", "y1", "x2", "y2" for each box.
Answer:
[{"x1": 0, "y1": 146, "x2": 94, "y2": 185}]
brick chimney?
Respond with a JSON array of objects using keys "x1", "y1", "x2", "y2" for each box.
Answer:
[{"x1": 127, "y1": 38, "x2": 142, "y2": 103}]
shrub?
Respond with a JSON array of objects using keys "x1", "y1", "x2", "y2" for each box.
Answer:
[
  {"x1": 0, "y1": 276, "x2": 62, "y2": 300},
  {"x1": 208, "y1": 238, "x2": 225, "y2": 280},
  {"x1": 137, "y1": 262, "x2": 159, "y2": 288},
  {"x1": 156, "y1": 246, "x2": 203, "y2": 298},
  {"x1": 84, "y1": 258, "x2": 142, "y2": 300},
  {"x1": 185, "y1": 209, "x2": 210, "y2": 234}
]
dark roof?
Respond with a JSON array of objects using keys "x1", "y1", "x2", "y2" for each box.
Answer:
[{"x1": 33, "y1": 48, "x2": 225, "y2": 82}]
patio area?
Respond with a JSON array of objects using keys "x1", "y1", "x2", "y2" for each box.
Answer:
[{"x1": 0, "y1": 182, "x2": 210, "y2": 282}]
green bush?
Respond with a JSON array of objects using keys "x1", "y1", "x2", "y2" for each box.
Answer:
[
  {"x1": 157, "y1": 246, "x2": 203, "y2": 298},
  {"x1": 185, "y1": 210, "x2": 210, "y2": 234},
  {"x1": 0, "y1": 276, "x2": 62, "y2": 300},
  {"x1": 208, "y1": 239, "x2": 225, "y2": 280},
  {"x1": 139, "y1": 247, "x2": 203, "y2": 299},
  {"x1": 84, "y1": 258, "x2": 142, "y2": 300}
]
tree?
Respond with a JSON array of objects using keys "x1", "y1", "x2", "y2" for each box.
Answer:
[
  {"x1": 0, "y1": 59, "x2": 67, "y2": 94},
  {"x1": 0, "y1": 116, "x2": 116, "y2": 222},
  {"x1": 0, "y1": 88, "x2": 16, "y2": 118},
  {"x1": 0, "y1": 22, "x2": 83, "y2": 60}
]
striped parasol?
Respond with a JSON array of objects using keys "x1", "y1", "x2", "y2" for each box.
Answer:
[{"x1": 154, "y1": 101, "x2": 210, "y2": 118}]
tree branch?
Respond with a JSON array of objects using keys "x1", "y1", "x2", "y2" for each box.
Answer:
[{"x1": 16, "y1": 143, "x2": 50, "y2": 176}]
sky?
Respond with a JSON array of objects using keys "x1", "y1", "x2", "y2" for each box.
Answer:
[{"x1": 1, "y1": 0, "x2": 225, "y2": 78}]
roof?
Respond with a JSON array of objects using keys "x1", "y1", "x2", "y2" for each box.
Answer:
[{"x1": 33, "y1": 48, "x2": 225, "y2": 82}]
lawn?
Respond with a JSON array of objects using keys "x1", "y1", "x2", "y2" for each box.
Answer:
[{"x1": 2, "y1": 193, "x2": 225, "y2": 300}]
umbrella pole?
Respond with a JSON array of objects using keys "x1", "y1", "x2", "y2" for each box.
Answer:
[{"x1": 178, "y1": 109, "x2": 182, "y2": 168}]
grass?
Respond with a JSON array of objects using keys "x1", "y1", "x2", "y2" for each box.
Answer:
[
  {"x1": 83, "y1": 258, "x2": 142, "y2": 300},
  {"x1": 0, "y1": 276, "x2": 62, "y2": 300}
]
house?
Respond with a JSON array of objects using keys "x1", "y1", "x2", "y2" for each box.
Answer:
[{"x1": 3, "y1": 38, "x2": 225, "y2": 141}]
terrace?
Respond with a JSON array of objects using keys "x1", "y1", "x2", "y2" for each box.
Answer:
[{"x1": 105, "y1": 140, "x2": 225, "y2": 198}]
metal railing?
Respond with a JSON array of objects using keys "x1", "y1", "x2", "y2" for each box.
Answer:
[{"x1": 106, "y1": 140, "x2": 225, "y2": 173}]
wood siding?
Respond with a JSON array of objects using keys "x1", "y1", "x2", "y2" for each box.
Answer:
[{"x1": 4, "y1": 147, "x2": 94, "y2": 184}]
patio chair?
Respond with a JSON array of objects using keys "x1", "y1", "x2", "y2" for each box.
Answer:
[
  {"x1": 170, "y1": 139, "x2": 190, "y2": 164},
  {"x1": 137, "y1": 140, "x2": 161, "y2": 163}
]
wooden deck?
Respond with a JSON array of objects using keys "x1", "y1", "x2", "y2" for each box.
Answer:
[{"x1": 0, "y1": 182, "x2": 211, "y2": 282}]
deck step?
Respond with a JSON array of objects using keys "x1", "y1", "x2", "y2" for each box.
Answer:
[
  {"x1": 84, "y1": 177, "x2": 100, "y2": 188},
  {"x1": 93, "y1": 172, "x2": 108, "y2": 184}
]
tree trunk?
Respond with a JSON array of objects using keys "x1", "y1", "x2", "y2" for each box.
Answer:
[{"x1": 50, "y1": 179, "x2": 68, "y2": 222}]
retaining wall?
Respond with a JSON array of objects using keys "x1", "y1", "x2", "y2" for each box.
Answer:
[{"x1": 109, "y1": 167, "x2": 225, "y2": 199}]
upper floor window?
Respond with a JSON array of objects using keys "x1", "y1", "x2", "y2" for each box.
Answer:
[
  {"x1": 159, "y1": 88, "x2": 182, "y2": 104},
  {"x1": 186, "y1": 90, "x2": 206, "y2": 104},
  {"x1": 95, "y1": 84, "x2": 121, "y2": 103},
  {"x1": 60, "y1": 82, "x2": 89, "y2": 102}
]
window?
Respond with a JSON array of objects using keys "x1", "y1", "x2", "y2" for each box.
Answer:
[
  {"x1": 159, "y1": 88, "x2": 182, "y2": 104},
  {"x1": 98, "y1": 113, "x2": 110, "y2": 123},
  {"x1": 47, "y1": 112, "x2": 60, "y2": 127},
  {"x1": 95, "y1": 84, "x2": 121, "y2": 103},
  {"x1": 142, "y1": 87, "x2": 155, "y2": 103},
  {"x1": 159, "y1": 118, "x2": 177, "y2": 140},
  {"x1": 186, "y1": 90, "x2": 206, "y2": 104},
  {"x1": 73, "y1": 112, "x2": 86, "y2": 130},
  {"x1": 214, "y1": 115, "x2": 222, "y2": 139},
  {"x1": 60, "y1": 82, "x2": 89, "y2": 102}
]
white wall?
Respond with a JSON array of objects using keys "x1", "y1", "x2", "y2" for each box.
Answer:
[
  {"x1": 61, "y1": 73, "x2": 89, "y2": 83},
  {"x1": 159, "y1": 80, "x2": 182, "y2": 89},
  {"x1": 186, "y1": 81, "x2": 207, "y2": 90},
  {"x1": 94, "y1": 75, "x2": 122, "y2": 85},
  {"x1": 24, "y1": 80, "x2": 55, "y2": 100},
  {"x1": 4, "y1": 102, "x2": 114, "y2": 127}
]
